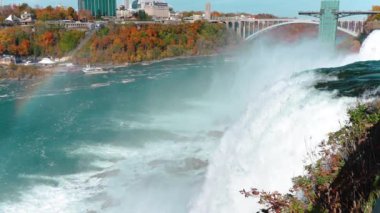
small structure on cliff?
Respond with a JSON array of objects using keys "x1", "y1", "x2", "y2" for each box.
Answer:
[
  {"x1": 0, "y1": 55, "x2": 16, "y2": 65},
  {"x1": 4, "y1": 12, "x2": 34, "y2": 26},
  {"x1": 38, "y1": 58, "x2": 56, "y2": 66}
]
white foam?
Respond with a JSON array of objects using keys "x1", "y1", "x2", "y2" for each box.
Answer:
[
  {"x1": 99, "y1": 140, "x2": 215, "y2": 213},
  {"x1": 360, "y1": 30, "x2": 380, "y2": 61},
  {"x1": 0, "y1": 139, "x2": 215, "y2": 212},
  {"x1": 191, "y1": 72, "x2": 353, "y2": 212},
  {"x1": 91, "y1": 83, "x2": 111, "y2": 88},
  {"x1": 0, "y1": 172, "x2": 104, "y2": 213},
  {"x1": 121, "y1": 78, "x2": 135, "y2": 84},
  {"x1": 191, "y1": 40, "x2": 359, "y2": 212},
  {"x1": 4, "y1": 32, "x2": 380, "y2": 213}
]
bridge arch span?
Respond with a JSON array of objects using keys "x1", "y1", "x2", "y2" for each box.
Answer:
[{"x1": 244, "y1": 20, "x2": 358, "y2": 41}]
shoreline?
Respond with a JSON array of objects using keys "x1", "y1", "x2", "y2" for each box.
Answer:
[
  {"x1": 0, "y1": 36, "x2": 360, "y2": 81},
  {"x1": 93, "y1": 53, "x2": 221, "y2": 69},
  {"x1": 0, "y1": 52, "x2": 225, "y2": 81}
]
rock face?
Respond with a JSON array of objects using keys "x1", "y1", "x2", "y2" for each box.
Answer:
[
  {"x1": 364, "y1": 21, "x2": 380, "y2": 34},
  {"x1": 318, "y1": 122, "x2": 380, "y2": 212}
]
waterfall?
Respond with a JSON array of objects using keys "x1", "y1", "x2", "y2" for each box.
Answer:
[
  {"x1": 190, "y1": 39, "x2": 361, "y2": 212},
  {"x1": 359, "y1": 30, "x2": 380, "y2": 61}
]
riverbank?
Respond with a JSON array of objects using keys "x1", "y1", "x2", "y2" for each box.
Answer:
[
  {"x1": 0, "y1": 21, "x2": 368, "y2": 80},
  {"x1": 0, "y1": 53, "x2": 226, "y2": 80},
  {"x1": 0, "y1": 64, "x2": 51, "y2": 80},
  {"x1": 0, "y1": 21, "x2": 240, "y2": 80}
]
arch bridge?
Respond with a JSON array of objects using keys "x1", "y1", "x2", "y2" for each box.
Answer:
[{"x1": 211, "y1": 17, "x2": 365, "y2": 41}]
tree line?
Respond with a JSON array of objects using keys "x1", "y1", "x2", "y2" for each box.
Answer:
[
  {"x1": 75, "y1": 21, "x2": 235, "y2": 64},
  {"x1": 0, "y1": 25, "x2": 85, "y2": 58},
  {"x1": 0, "y1": 3, "x2": 91, "y2": 22}
]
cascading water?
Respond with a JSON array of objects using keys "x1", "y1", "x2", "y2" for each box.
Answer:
[
  {"x1": 1, "y1": 29, "x2": 380, "y2": 213},
  {"x1": 0, "y1": 56, "x2": 249, "y2": 213},
  {"x1": 360, "y1": 30, "x2": 380, "y2": 61},
  {"x1": 191, "y1": 31, "x2": 380, "y2": 212}
]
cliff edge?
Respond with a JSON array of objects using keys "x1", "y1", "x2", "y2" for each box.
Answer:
[{"x1": 242, "y1": 101, "x2": 380, "y2": 212}]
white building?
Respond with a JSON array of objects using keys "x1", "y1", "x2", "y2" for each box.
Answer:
[
  {"x1": 205, "y1": 2, "x2": 211, "y2": 20},
  {"x1": 136, "y1": 0, "x2": 164, "y2": 9},
  {"x1": 65, "y1": 22, "x2": 95, "y2": 31},
  {"x1": 38, "y1": 58, "x2": 56, "y2": 66},
  {"x1": 116, "y1": 7, "x2": 133, "y2": 20},
  {"x1": 20, "y1": 11, "x2": 32, "y2": 20},
  {"x1": 4, "y1": 14, "x2": 20, "y2": 23},
  {"x1": 4, "y1": 12, "x2": 34, "y2": 25},
  {"x1": 124, "y1": 0, "x2": 130, "y2": 9},
  {"x1": 143, "y1": 1, "x2": 169, "y2": 19}
]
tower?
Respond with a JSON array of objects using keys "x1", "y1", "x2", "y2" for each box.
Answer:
[
  {"x1": 205, "y1": 2, "x2": 211, "y2": 20},
  {"x1": 78, "y1": 0, "x2": 85, "y2": 11},
  {"x1": 77, "y1": 0, "x2": 117, "y2": 17},
  {"x1": 319, "y1": 0, "x2": 339, "y2": 46},
  {"x1": 132, "y1": 0, "x2": 139, "y2": 9},
  {"x1": 125, "y1": 0, "x2": 130, "y2": 9},
  {"x1": 300, "y1": 0, "x2": 380, "y2": 49}
]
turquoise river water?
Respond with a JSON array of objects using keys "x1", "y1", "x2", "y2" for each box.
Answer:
[{"x1": 1, "y1": 31, "x2": 380, "y2": 212}]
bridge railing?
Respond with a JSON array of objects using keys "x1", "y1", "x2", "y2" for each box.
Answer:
[
  {"x1": 210, "y1": 17, "x2": 300, "y2": 22},
  {"x1": 213, "y1": 16, "x2": 363, "y2": 40}
]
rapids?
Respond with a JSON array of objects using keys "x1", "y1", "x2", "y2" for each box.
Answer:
[
  {"x1": 1, "y1": 31, "x2": 380, "y2": 213},
  {"x1": 191, "y1": 31, "x2": 380, "y2": 212}
]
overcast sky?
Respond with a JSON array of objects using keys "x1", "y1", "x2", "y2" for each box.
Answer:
[{"x1": 3, "y1": 0, "x2": 380, "y2": 17}]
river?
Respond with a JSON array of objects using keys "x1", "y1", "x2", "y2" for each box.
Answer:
[{"x1": 0, "y1": 31, "x2": 380, "y2": 212}]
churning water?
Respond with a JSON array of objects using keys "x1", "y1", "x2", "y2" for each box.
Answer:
[{"x1": 1, "y1": 31, "x2": 380, "y2": 212}]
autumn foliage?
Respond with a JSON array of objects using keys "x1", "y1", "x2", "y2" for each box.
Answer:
[
  {"x1": 368, "y1": 6, "x2": 380, "y2": 21},
  {"x1": 35, "y1": 6, "x2": 78, "y2": 21},
  {"x1": 0, "y1": 4, "x2": 80, "y2": 22},
  {"x1": 0, "y1": 27, "x2": 31, "y2": 56},
  {"x1": 75, "y1": 21, "x2": 234, "y2": 64},
  {"x1": 0, "y1": 26, "x2": 85, "y2": 58}
]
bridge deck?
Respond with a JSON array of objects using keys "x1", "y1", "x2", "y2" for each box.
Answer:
[
  {"x1": 216, "y1": 17, "x2": 364, "y2": 40},
  {"x1": 337, "y1": 11, "x2": 380, "y2": 15},
  {"x1": 299, "y1": 11, "x2": 380, "y2": 17}
]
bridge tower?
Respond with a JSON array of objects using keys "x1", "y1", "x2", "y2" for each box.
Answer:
[
  {"x1": 299, "y1": 0, "x2": 380, "y2": 48},
  {"x1": 319, "y1": 0, "x2": 339, "y2": 46}
]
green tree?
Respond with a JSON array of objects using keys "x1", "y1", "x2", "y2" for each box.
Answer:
[
  {"x1": 67, "y1": 7, "x2": 78, "y2": 20},
  {"x1": 58, "y1": 31, "x2": 84, "y2": 53},
  {"x1": 135, "y1": 10, "x2": 151, "y2": 21}
]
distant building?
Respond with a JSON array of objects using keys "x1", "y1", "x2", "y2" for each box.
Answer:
[
  {"x1": 169, "y1": 11, "x2": 181, "y2": 21},
  {"x1": 143, "y1": 1, "x2": 169, "y2": 19},
  {"x1": 124, "y1": 0, "x2": 130, "y2": 9},
  {"x1": 20, "y1": 11, "x2": 32, "y2": 20},
  {"x1": 78, "y1": 0, "x2": 117, "y2": 17},
  {"x1": 116, "y1": 5, "x2": 133, "y2": 20},
  {"x1": 4, "y1": 14, "x2": 20, "y2": 25},
  {"x1": 4, "y1": 12, "x2": 34, "y2": 26},
  {"x1": 131, "y1": 0, "x2": 166, "y2": 10},
  {"x1": 183, "y1": 14, "x2": 202, "y2": 23},
  {"x1": 205, "y1": 2, "x2": 211, "y2": 20},
  {"x1": 131, "y1": 0, "x2": 139, "y2": 9},
  {"x1": 20, "y1": 11, "x2": 34, "y2": 25},
  {"x1": 65, "y1": 22, "x2": 95, "y2": 31},
  {"x1": 139, "y1": 0, "x2": 154, "y2": 9},
  {"x1": 44, "y1": 20, "x2": 94, "y2": 31}
]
